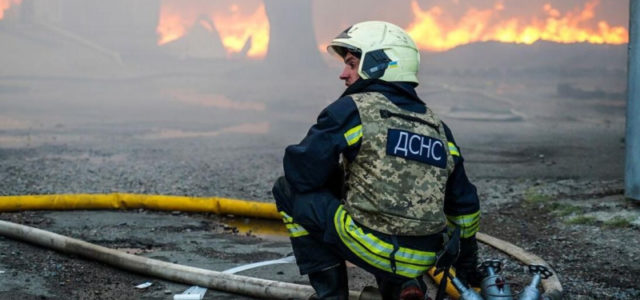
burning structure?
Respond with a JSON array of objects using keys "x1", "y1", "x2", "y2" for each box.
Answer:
[
  {"x1": 157, "y1": 0, "x2": 270, "y2": 59},
  {"x1": 0, "y1": 0, "x2": 629, "y2": 78},
  {"x1": 405, "y1": 0, "x2": 627, "y2": 51}
]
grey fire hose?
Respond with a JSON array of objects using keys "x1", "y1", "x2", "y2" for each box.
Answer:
[{"x1": 0, "y1": 220, "x2": 381, "y2": 300}]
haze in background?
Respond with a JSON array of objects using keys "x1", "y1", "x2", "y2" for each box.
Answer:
[{"x1": 0, "y1": 0, "x2": 629, "y2": 179}]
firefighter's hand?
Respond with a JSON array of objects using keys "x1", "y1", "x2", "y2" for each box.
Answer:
[{"x1": 454, "y1": 236, "x2": 483, "y2": 287}]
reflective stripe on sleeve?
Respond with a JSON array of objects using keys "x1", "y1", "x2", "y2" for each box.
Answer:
[
  {"x1": 280, "y1": 211, "x2": 309, "y2": 238},
  {"x1": 344, "y1": 125, "x2": 363, "y2": 146},
  {"x1": 446, "y1": 211, "x2": 480, "y2": 238},
  {"x1": 333, "y1": 205, "x2": 436, "y2": 278},
  {"x1": 448, "y1": 142, "x2": 460, "y2": 157}
]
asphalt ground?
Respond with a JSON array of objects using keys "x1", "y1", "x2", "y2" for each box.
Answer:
[{"x1": 0, "y1": 69, "x2": 637, "y2": 299}]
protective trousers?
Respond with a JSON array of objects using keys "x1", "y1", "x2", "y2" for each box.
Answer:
[{"x1": 272, "y1": 176, "x2": 442, "y2": 299}]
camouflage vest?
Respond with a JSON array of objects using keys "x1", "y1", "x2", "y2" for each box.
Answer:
[{"x1": 343, "y1": 92, "x2": 455, "y2": 236}]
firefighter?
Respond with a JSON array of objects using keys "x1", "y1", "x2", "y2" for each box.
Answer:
[{"x1": 272, "y1": 21, "x2": 482, "y2": 300}]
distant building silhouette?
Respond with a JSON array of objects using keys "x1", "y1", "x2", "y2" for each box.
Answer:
[{"x1": 264, "y1": 0, "x2": 324, "y2": 69}]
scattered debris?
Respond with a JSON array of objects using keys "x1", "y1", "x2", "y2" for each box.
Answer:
[
  {"x1": 174, "y1": 286, "x2": 207, "y2": 300},
  {"x1": 134, "y1": 281, "x2": 153, "y2": 289}
]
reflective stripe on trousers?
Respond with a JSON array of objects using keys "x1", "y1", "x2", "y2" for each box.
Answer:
[{"x1": 333, "y1": 205, "x2": 436, "y2": 278}]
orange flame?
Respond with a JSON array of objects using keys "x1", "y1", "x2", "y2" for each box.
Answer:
[
  {"x1": 406, "y1": 0, "x2": 628, "y2": 52},
  {"x1": 156, "y1": 0, "x2": 270, "y2": 59},
  {"x1": 0, "y1": 0, "x2": 21, "y2": 20}
]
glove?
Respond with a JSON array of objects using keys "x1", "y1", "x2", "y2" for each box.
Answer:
[{"x1": 454, "y1": 236, "x2": 483, "y2": 287}]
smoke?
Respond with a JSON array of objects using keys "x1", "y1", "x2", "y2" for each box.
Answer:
[{"x1": 0, "y1": 0, "x2": 629, "y2": 156}]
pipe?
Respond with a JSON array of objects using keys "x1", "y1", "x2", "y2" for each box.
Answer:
[
  {"x1": 0, "y1": 194, "x2": 280, "y2": 219},
  {"x1": 0, "y1": 219, "x2": 381, "y2": 300},
  {"x1": 476, "y1": 233, "x2": 563, "y2": 300},
  {"x1": 426, "y1": 233, "x2": 563, "y2": 300},
  {"x1": 626, "y1": 0, "x2": 640, "y2": 201}
]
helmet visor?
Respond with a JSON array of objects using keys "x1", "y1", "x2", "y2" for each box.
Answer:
[{"x1": 327, "y1": 42, "x2": 361, "y2": 59}]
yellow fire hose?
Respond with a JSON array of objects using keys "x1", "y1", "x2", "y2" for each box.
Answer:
[
  {"x1": 0, "y1": 193, "x2": 280, "y2": 219},
  {"x1": 0, "y1": 194, "x2": 563, "y2": 299}
]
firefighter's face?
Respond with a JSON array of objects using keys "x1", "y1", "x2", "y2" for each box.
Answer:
[{"x1": 339, "y1": 52, "x2": 360, "y2": 87}]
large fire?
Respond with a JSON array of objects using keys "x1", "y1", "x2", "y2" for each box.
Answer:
[
  {"x1": 157, "y1": 0, "x2": 269, "y2": 59},
  {"x1": 0, "y1": 0, "x2": 21, "y2": 20},
  {"x1": 406, "y1": 0, "x2": 628, "y2": 52}
]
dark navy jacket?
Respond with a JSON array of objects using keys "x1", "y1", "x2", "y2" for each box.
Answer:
[{"x1": 283, "y1": 79, "x2": 479, "y2": 218}]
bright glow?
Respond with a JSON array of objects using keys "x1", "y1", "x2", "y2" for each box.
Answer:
[
  {"x1": 156, "y1": 0, "x2": 270, "y2": 59},
  {"x1": 406, "y1": 0, "x2": 628, "y2": 52},
  {"x1": 0, "y1": 0, "x2": 21, "y2": 20}
]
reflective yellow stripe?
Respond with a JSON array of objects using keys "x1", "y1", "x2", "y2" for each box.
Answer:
[
  {"x1": 285, "y1": 223, "x2": 309, "y2": 237},
  {"x1": 333, "y1": 206, "x2": 435, "y2": 278},
  {"x1": 446, "y1": 211, "x2": 480, "y2": 238},
  {"x1": 280, "y1": 211, "x2": 309, "y2": 237},
  {"x1": 344, "y1": 216, "x2": 436, "y2": 266},
  {"x1": 447, "y1": 211, "x2": 480, "y2": 225},
  {"x1": 446, "y1": 219, "x2": 479, "y2": 238},
  {"x1": 337, "y1": 208, "x2": 429, "y2": 277},
  {"x1": 280, "y1": 211, "x2": 293, "y2": 223},
  {"x1": 448, "y1": 142, "x2": 460, "y2": 156},
  {"x1": 344, "y1": 125, "x2": 363, "y2": 146}
]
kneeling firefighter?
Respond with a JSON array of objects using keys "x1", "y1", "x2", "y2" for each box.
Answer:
[{"x1": 272, "y1": 21, "x2": 482, "y2": 300}]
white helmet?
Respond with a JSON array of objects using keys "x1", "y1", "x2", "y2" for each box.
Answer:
[{"x1": 328, "y1": 21, "x2": 420, "y2": 84}]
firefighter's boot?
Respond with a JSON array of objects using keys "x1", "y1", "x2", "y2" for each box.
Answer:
[{"x1": 308, "y1": 263, "x2": 348, "y2": 300}]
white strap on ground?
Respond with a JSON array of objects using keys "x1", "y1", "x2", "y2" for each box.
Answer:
[
  {"x1": 222, "y1": 256, "x2": 297, "y2": 274},
  {"x1": 174, "y1": 286, "x2": 208, "y2": 300}
]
